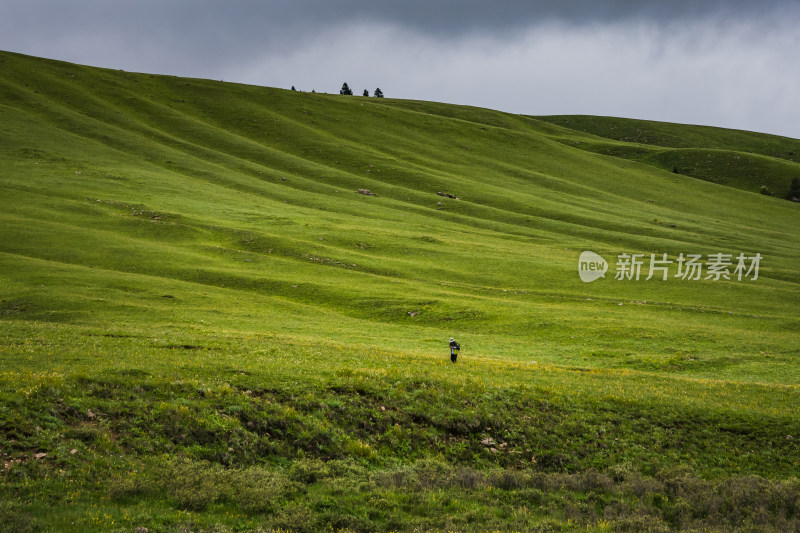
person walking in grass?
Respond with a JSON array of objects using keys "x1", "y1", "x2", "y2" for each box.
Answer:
[{"x1": 449, "y1": 337, "x2": 460, "y2": 363}]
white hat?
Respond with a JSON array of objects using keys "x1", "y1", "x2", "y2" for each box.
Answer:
[{"x1": 449, "y1": 338, "x2": 455, "y2": 342}]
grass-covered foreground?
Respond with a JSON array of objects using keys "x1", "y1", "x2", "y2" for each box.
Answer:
[
  {"x1": 1, "y1": 50, "x2": 799, "y2": 531},
  {"x1": 2, "y1": 323, "x2": 799, "y2": 532}
]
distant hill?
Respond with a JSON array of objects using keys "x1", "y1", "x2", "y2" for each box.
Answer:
[{"x1": 535, "y1": 114, "x2": 800, "y2": 198}]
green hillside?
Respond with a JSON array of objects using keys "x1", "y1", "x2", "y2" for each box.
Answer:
[
  {"x1": 1, "y1": 50, "x2": 799, "y2": 532},
  {"x1": 536, "y1": 114, "x2": 800, "y2": 197}
]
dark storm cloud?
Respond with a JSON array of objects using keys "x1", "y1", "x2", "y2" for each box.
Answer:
[
  {"x1": 1, "y1": 1, "x2": 795, "y2": 64},
  {"x1": 255, "y1": 0, "x2": 798, "y2": 33},
  {"x1": 4, "y1": 0, "x2": 796, "y2": 62}
]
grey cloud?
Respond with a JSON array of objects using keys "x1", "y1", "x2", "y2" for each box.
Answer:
[
  {"x1": 274, "y1": 0, "x2": 799, "y2": 34},
  {"x1": 4, "y1": 1, "x2": 797, "y2": 53}
]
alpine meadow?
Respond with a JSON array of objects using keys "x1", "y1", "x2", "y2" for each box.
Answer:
[{"x1": 1, "y1": 51, "x2": 799, "y2": 532}]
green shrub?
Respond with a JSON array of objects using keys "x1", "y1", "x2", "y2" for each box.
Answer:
[
  {"x1": 162, "y1": 458, "x2": 299, "y2": 512},
  {"x1": 288, "y1": 458, "x2": 332, "y2": 484},
  {"x1": 0, "y1": 500, "x2": 39, "y2": 533},
  {"x1": 234, "y1": 468, "x2": 297, "y2": 513}
]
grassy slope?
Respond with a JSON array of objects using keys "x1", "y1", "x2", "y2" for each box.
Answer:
[
  {"x1": 1, "y1": 51, "x2": 799, "y2": 531},
  {"x1": 536, "y1": 114, "x2": 800, "y2": 197}
]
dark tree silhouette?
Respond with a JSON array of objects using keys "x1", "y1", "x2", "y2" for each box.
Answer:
[
  {"x1": 291, "y1": 86, "x2": 296, "y2": 91},
  {"x1": 374, "y1": 88, "x2": 384, "y2": 98},
  {"x1": 340, "y1": 82, "x2": 353, "y2": 96},
  {"x1": 786, "y1": 177, "x2": 800, "y2": 201},
  {"x1": 363, "y1": 89, "x2": 369, "y2": 97}
]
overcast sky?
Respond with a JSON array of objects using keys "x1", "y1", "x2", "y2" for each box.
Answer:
[{"x1": 3, "y1": 1, "x2": 800, "y2": 139}]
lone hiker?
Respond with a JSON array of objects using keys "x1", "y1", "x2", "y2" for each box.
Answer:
[{"x1": 449, "y1": 337, "x2": 460, "y2": 363}]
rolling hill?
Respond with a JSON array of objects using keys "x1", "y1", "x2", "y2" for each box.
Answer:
[
  {"x1": 1, "y1": 50, "x2": 799, "y2": 532},
  {"x1": 536, "y1": 114, "x2": 800, "y2": 197}
]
